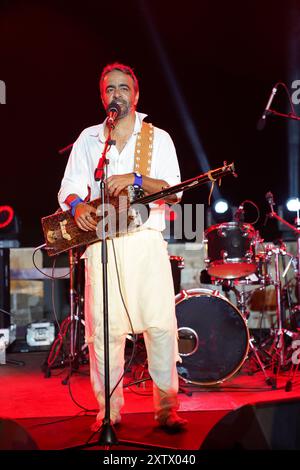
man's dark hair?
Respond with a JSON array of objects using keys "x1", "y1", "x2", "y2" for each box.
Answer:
[{"x1": 100, "y1": 62, "x2": 139, "y2": 94}]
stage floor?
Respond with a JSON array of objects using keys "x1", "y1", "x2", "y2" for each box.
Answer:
[{"x1": 1, "y1": 349, "x2": 300, "y2": 451}]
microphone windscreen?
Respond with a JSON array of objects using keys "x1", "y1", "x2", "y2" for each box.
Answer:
[
  {"x1": 256, "y1": 117, "x2": 266, "y2": 131},
  {"x1": 265, "y1": 192, "x2": 274, "y2": 205},
  {"x1": 107, "y1": 101, "x2": 121, "y2": 114}
]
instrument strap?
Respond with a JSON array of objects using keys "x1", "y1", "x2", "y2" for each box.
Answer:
[{"x1": 133, "y1": 122, "x2": 154, "y2": 177}]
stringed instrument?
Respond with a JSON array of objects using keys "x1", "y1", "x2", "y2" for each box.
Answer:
[{"x1": 41, "y1": 162, "x2": 236, "y2": 256}]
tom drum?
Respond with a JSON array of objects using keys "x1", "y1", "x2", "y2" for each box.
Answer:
[{"x1": 204, "y1": 222, "x2": 256, "y2": 279}]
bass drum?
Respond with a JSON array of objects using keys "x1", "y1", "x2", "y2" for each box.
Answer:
[{"x1": 175, "y1": 288, "x2": 249, "y2": 385}]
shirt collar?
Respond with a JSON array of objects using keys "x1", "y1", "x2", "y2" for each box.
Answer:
[{"x1": 88, "y1": 112, "x2": 148, "y2": 143}]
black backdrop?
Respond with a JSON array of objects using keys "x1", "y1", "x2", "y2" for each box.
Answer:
[{"x1": 0, "y1": 0, "x2": 298, "y2": 246}]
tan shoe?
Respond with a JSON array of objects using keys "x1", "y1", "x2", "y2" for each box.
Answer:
[{"x1": 156, "y1": 411, "x2": 188, "y2": 431}]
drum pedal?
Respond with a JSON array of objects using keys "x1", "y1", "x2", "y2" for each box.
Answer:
[{"x1": 248, "y1": 337, "x2": 276, "y2": 388}]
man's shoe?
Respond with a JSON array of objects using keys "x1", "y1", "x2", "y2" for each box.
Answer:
[{"x1": 156, "y1": 411, "x2": 188, "y2": 431}]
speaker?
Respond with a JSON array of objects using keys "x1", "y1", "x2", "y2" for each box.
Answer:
[
  {"x1": 0, "y1": 248, "x2": 10, "y2": 328},
  {"x1": 201, "y1": 398, "x2": 300, "y2": 450},
  {"x1": 0, "y1": 419, "x2": 39, "y2": 449}
]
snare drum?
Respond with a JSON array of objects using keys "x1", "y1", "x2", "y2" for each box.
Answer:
[
  {"x1": 176, "y1": 288, "x2": 249, "y2": 385},
  {"x1": 204, "y1": 222, "x2": 256, "y2": 279}
]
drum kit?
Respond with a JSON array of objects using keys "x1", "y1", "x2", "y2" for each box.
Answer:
[
  {"x1": 45, "y1": 194, "x2": 300, "y2": 392},
  {"x1": 174, "y1": 199, "x2": 300, "y2": 390}
]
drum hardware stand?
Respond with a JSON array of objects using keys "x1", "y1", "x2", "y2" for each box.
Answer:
[
  {"x1": 270, "y1": 246, "x2": 285, "y2": 370},
  {"x1": 283, "y1": 201, "x2": 300, "y2": 391},
  {"x1": 248, "y1": 245, "x2": 293, "y2": 388},
  {"x1": 281, "y1": 258, "x2": 295, "y2": 323},
  {"x1": 233, "y1": 284, "x2": 251, "y2": 320},
  {"x1": 230, "y1": 283, "x2": 276, "y2": 387},
  {"x1": 131, "y1": 356, "x2": 193, "y2": 397},
  {"x1": 42, "y1": 248, "x2": 88, "y2": 380},
  {"x1": 248, "y1": 338, "x2": 276, "y2": 388},
  {"x1": 265, "y1": 193, "x2": 300, "y2": 382},
  {"x1": 60, "y1": 248, "x2": 88, "y2": 385}
]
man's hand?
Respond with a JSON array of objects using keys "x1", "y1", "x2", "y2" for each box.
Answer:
[
  {"x1": 106, "y1": 174, "x2": 134, "y2": 197},
  {"x1": 74, "y1": 203, "x2": 97, "y2": 232}
]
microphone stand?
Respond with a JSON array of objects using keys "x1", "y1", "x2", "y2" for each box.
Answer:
[
  {"x1": 267, "y1": 199, "x2": 300, "y2": 299},
  {"x1": 266, "y1": 196, "x2": 300, "y2": 387},
  {"x1": 266, "y1": 108, "x2": 300, "y2": 123},
  {"x1": 92, "y1": 121, "x2": 118, "y2": 447},
  {"x1": 63, "y1": 118, "x2": 177, "y2": 451}
]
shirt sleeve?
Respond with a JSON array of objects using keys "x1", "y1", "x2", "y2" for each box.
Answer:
[
  {"x1": 153, "y1": 128, "x2": 182, "y2": 201},
  {"x1": 58, "y1": 132, "x2": 91, "y2": 210}
]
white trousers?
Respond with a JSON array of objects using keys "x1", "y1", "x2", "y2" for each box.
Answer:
[{"x1": 84, "y1": 229, "x2": 180, "y2": 419}]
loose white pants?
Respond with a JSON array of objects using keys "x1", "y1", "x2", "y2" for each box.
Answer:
[{"x1": 84, "y1": 229, "x2": 180, "y2": 419}]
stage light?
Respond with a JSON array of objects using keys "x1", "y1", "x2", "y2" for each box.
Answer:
[
  {"x1": 0, "y1": 205, "x2": 20, "y2": 248},
  {"x1": 26, "y1": 322, "x2": 55, "y2": 347},
  {"x1": 213, "y1": 199, "x2": 229, "y2": 214},
  {"x1": 277, "y1": 204, "x2": 299, "y2": 241},
  {"x1": 206, "y1": 200, "x2": 236, "y2": 227},
  {"x1": 0, "y1": 206, "x2": 14, "y2": 229},
  {"x1": 286, "y1": 197, "x2": 300, "y2": 212}
]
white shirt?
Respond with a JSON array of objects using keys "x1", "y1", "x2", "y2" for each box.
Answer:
[{"x1": 58, "y1": 112, "x2": 181, "y2": 231}]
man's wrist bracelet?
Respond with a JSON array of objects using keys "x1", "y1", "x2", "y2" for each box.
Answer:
[
  {"x1": 133, "y1": 172, "x2": 143, "y2": 187},
  {"x1": 69, "y1": 197, "x2": 83, "y2": 216}
]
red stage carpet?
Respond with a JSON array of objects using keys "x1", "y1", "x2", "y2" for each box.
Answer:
[{"x1": 1, "y1": 351, "x2": 300, "y2": 451}]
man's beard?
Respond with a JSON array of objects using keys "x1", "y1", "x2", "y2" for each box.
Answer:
[{"x1": 114, "y1": 99, "x2": 132, "y2": 119}]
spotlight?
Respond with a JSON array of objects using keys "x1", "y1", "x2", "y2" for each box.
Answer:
[
  {"x1": 213, "y1": 199, "x2": 229, "y2": 214},
  {"x1": 286, "y1": 198, "x2": 300, "y2": 212},
  {"x1": 277, "y1": 203, "x2": 300, "y2": 241},
  {"x1": 206, "y1": 199, "x2": 235, "y2": 227}
]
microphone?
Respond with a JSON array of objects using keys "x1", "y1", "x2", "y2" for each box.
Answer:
[
  {"x1": 257, "y1": 85, "x2": 278, "y2": 130},
  {"x1": 265, "y1": 191, "x2": 275, "y2": 215},
  {"x1": 234, "y1": 203, "x2": 245, "y2": 222},
  {"x1": 265, "y1": 191, "x2": 274, "y2": 206},
  {"x1": 106, "y1": 101, "x2": 121, "y2": 128}
]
